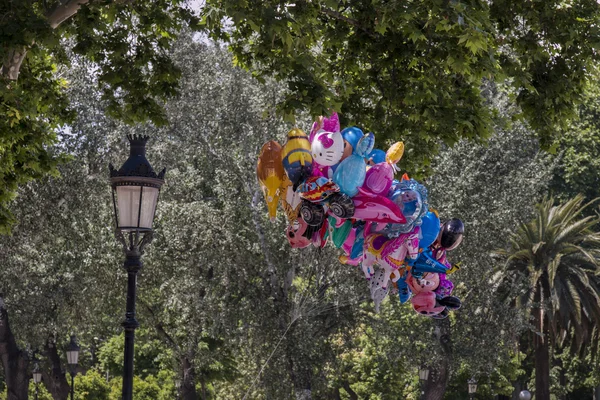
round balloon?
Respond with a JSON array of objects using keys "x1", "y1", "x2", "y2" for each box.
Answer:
[{"x1": 419, "y1": 211, "x2": 441, "y2": 249}]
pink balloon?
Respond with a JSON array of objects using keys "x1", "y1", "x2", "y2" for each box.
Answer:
[
  {"x1": 363, "y1": 163, "x2": 394, "y2": 195},
  {"x1": 352, "y1": 190, "x2": 407, "y2": 225}
]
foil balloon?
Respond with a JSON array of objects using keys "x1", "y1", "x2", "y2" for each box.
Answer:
[
  {"x1": 418, "y1": 211, "x2": 441, "y2": 249},
  {"x1": 378, "y1": 178, "x2": 429, "y2": 235},
  {"x1": 309, "y1": 112, "x2": 341, "y2": 143},
  {"x1": 362, "y1": 141, "x2": 404, "y2": 195},
  {"x1": 340, "y1": 126, "x2": 364, "y2": 160},
  {"x1": 280, "y1": 175, "x2": 302, "y2": 223},
  {"x1": 352, "y1": 191, "x2": 407, "y2": 225},
  {"x1": 256, "y1": 141, "x2": 284, "y2": 222},
  {"x1": 367, "y1": 149, "x2": 386, "y2": 165},
  {"x1": 407, "y1": 272, "x2": 446, "y2": 316},
  {"x1": 282, "y1": 128, "x2": 313, "y2": 190},
  {"x1": 333, "y1": 132, "x2": 375, "y2": 197},
  {"x1": 328, "y1": 217, "x2": 353, "y2": 248},
  {"x1": 370, "y1": 268, "x2": 390, "y2": 313},
  {"x1": 311, "y1": 130, "x2": 345, "y2": 178}
]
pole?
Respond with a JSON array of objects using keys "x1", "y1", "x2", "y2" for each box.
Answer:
[
  {"x1": 121, "y1": 246, "x2": 142, "y2": 400},
  {"x1": 35, "y1": 385, "x2": 38, "y2": 400},
  {"x1": 70, "y1": 373, "x2": 75, "y2": 400}
]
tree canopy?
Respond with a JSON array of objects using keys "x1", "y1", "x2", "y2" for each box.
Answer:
[
  {"x1": 0, "y1": 0, "x2": 197, "y2": 232},
  {"x1": 201, "y1": 0, "x2": 600, "y2": 172}
]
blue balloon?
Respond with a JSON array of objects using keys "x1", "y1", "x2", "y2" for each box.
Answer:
[
  {"x1": 333, "y1": 133, "x2": 375, "y2": 197},
  {"x1": 368, "y1": 149, "x2": 386, "y2": 164},
  {"x1": 411, "y1": 250, "x2": 448, "y2": 278},
  {"x1": 419, "y1": 211, "x2": 441, "y2": 249},
  {"x1": 341, "y1": 127, "x2": 363, "y2": 151}
]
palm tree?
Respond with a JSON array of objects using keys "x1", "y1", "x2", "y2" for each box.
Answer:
[{"x1": 495, "y1": 195, "x2": 600, "y2": 400}]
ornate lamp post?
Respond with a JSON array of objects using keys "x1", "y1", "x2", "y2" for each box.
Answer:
[
  {"x1": 32, "y1": 362, "x2": 42, "y2": 400},
  {"x1": 519, "y1": 390, "x2": 532, "y2": 400},
  {"x1": 109, "y1": 135, "x2": 165, "y2": 400},
  {"x1": 419, "y1": 367, "x2": 429, "y2": 399},
  {"x1": 66, "y1": 335, "x2": 80, "y2": 400},
  {"x1": 468, "y1": 378, "x2": 478, "y2": 400}
]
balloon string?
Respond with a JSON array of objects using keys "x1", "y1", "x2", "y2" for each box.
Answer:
[{"x1": 241, "y1": 319, "x2": 296, "y2": 400}]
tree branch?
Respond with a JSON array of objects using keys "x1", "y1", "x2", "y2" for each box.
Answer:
[
  {"x1": 319, "y1": 7, "x2": 377, "y2": 39},
  {"x1": 139, "y1": 299, "x2": 181, "y2": 353},
  {"x1": 1, "y1": 0, "x2": 90, "y2": 80},
  {"x1": 46, "y1": 0, "x2": 90, "y2": 29}
]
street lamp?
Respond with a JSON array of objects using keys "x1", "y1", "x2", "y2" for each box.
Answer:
[
  {"x1": 468, "y1": 378, "x2": 478, "y2": 400},
  {"x1": 66, "y1": 335, "x2": 80, "y2": 400},
  {"x1": 519, "y1": 390, "x2": 532, "y2": 400},
  {"x1": 419, "y1": 367, "x2": 429, "y2": 399},
  {"x1": 32, "y1": 362, "x2": 42, "y2": 400},
  {"x1": 109, "y1": 135, "x2": 165, "y2": 400}
]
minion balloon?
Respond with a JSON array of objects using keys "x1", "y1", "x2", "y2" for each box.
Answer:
[
  {"x1": 257, "y1": 141, "x2": 285, "y2": 222},
  {"x1": 281, "y1": 128, "x2": 313, "y2": 190}
]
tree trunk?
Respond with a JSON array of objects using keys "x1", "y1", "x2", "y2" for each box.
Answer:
[
  {"x1": 340, "y1": 381, "x2": 358, "y2": 400},
  {"x1": 533, "y1": 304, "x2": 551, "y2": 400},
  {"x1": 594, "y1": 385, "x2": 600, "y2": 400},
  {"x1": 0, "y1": 295, "x2": 30, "y2": 400},
  {"x1": 285, "y1": 331, "x2": 312, "y2": 400},
  {"x1": 422, "y1": 318, "x2": 452, "y2": 400},
  {"x1": 557, "y1": 356, "x2": 567, "y2": 400},
  {"x1": 1, "y1": 0, "x2": 90, "y2": 80},
  {"x1": 511, "y1": 381, "x2": 523, "y2": 400},
  {"x1": 179, "y1": 356, "x2": 199, "y2": 400},
  {"x1": 42, "y1": 339, "x2": 70, "y2": 400}
]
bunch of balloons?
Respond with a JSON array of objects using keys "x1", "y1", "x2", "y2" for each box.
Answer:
[{"x1": 256, "y1": 113, "x2": 464, "y2": 317}]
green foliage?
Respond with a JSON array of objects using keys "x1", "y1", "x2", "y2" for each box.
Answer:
[
  {"x1": 201, "y1": 0, "x2": 600, "y2": 176},
  {"x1": 496, "y1": 196, "x2": 600, "y2": 350},
  {"x1": 96, "y1": 330, "x2": 173, "y2": 379},
  {"x1": 106, "y1": 371, "x2": 177, "y2": 400},
  {"x1": 73, "y1": 369, "x2": 110, "y2": 400},
  {"x1": 0, "y1": 0, "x2": 198, "y2": 232},
  {"x1": 552, "y1": 82, "x2": 600, "y2": 203}
]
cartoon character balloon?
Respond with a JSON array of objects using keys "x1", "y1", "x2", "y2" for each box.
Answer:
[
  {"x1": 255, "y1": 113, "x2": 466, "y2": 317},
  {"x1": 333, "y1": 131, "x2": 375, "y2": 197},
  {"x1": 281, "y1": 128, "x2": 313, "y2": 190},
  {"x1": 377, "y1": 178, "x2": 429, "y2": 235},
  {"x1": 362, "y1": 141, "x2": 404, "y2": 195},
  {"x1": 257, "y1": 141, "x2": 285, "y2": 222}
]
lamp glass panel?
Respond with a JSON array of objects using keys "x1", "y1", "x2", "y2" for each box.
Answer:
[
  {"x1": 116, "y1": 186, "x2": 159, "y2": 229},
  {"x1": 33, "y1": 371, "x2": 42, "y2": 384},
  {"x1": 66, "y1": 349, "x2": 79, "y2": 365},
  {"x1": 116, "y1": 185, "x2": 141, "y2": 228},
  {"x1": 139, "y1": 186, "x2": 159, "y2": 229},
  {"x1": 468, "y1": 382, "x2": 477, "y2": 393}
]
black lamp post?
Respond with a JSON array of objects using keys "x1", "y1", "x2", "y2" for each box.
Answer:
[
  {"x1": 419, "y1": 367, "x2": 429, "y2": 399},
  {"x1": 66, "y1": 335, "x2": 80, "y2": 400},
  {"x1": 468, "y1": 378, "x2": 478, "y2": 400},
  {"x1": 109, "y1": 135, "x2": 165, "y2": 400},
  {"x1": 32, "y1": 362, "x2": 42, "y2": 400}
]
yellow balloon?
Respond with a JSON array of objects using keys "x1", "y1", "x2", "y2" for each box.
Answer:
[{"x1": 386, "y1": 142, "x2": 404, "y2": 165}]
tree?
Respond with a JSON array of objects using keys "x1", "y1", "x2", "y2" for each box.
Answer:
[
  {"x1": 419, "y1": 85, "x2": 555, "y2": 399},
  {"x1": 495, "y1": 196, "x2": 600, "y2": 400},
  {"x1": 0, "y1": 0, "x2": 198, "y2": 232},
  {"x1": 201, "y1": 0, "x2": 600, "y2": 175},
  {"x1": 552, "y1": 81, "x2": 600, "y2": 204}
]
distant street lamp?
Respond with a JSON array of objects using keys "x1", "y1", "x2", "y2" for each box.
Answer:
[
  {"x1": 32, "y1": 362, "x2": 42, "y2": 400},
  {"x1": 66, "y1": 335, "x2": 80, "y2": 400},
  {"x1": 468, "y1": 378, "x2": 478, "y2": 400},
  {"x1": 419, "y1": 367, "x2": 429, "y2": 399},
  {"x1": 519, "y1": 390, "x2": 532, "y2": 400},
  {"x1": 109, "y1": 135, "x2": 165, "y2": 400}
]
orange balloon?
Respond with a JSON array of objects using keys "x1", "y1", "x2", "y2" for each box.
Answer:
[{"x1": 257, "y1": 141, "x2": 285, "y2": 221}]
